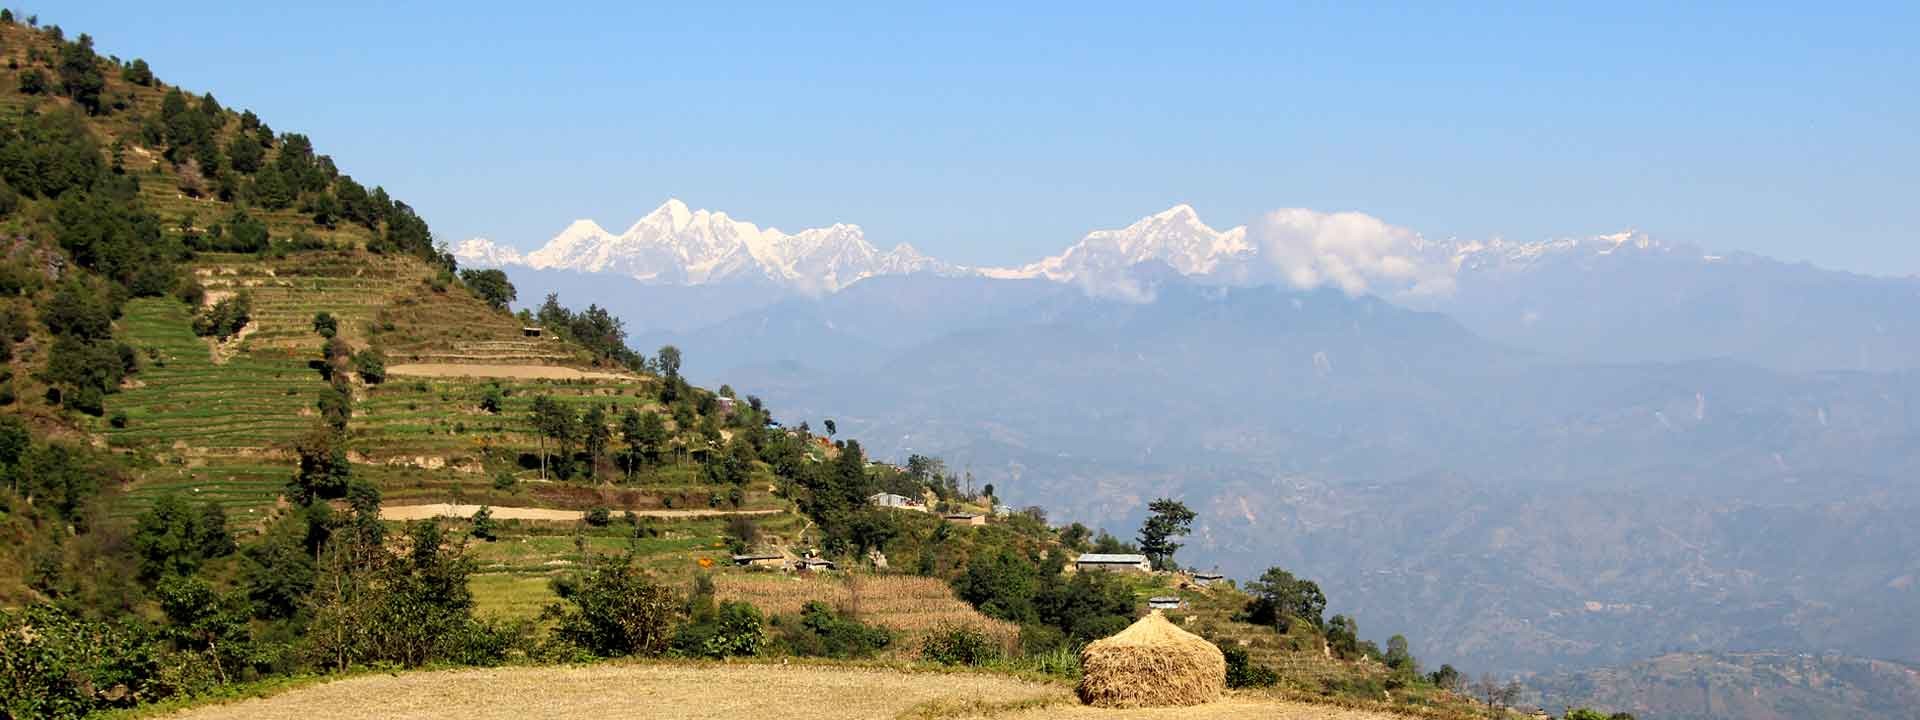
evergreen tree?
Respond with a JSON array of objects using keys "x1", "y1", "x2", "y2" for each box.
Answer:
[{"x1": 1136, "y1": 498, "x2": 1196, "y2": 570}]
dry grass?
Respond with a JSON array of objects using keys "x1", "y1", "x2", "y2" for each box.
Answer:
[
  {"x1": 156, "y1": 662, "x2": 1412, "y2": 720},
  {"x1": 1078, "y1": 613, "x2": 1226, "y2": 709},
  {"x1": 715, "y1": 574, "x2": 1021, "y2": 657}
]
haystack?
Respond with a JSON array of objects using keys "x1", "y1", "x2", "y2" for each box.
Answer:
[{"x1": 1076, "y1": 611, "x2": 1225, "y2": 708}]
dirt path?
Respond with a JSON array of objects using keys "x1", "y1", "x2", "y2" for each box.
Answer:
[
  {"x1": 160, "y1": 662, "x2": 1405, "y2": 720},
  {"x1": 386, "y1": 363, "x2": 631, "y2": 380},
  {"x1": 379, "y1": 503, "x2": 786, "y2": 522}
]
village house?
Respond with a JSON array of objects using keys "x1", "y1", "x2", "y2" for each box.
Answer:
[
  {"x1": 1190, "y1": 572, "x2": 1225, "y2": 587},
  {"x1": 715, "y1": 396, "x2": 738, "y2": 415},
  {"x1": 795, "y1": 557, "x2": 836, "y2": 573},
  {"x1": 942, "y1": 512, "x2": 986, "y2": 526},
  {"x1": 1147, "y1": 596, "x2": 1184, "y2": 610},
  {"x1": 868, "y1": 492, "x2": 925, "y2": 511},
  {"x1": 1074, "y1": 553, "x2": 1153, "y2": 573},
  {"x1": 731, "y1": 552, "x2": 784, "y2": 568}
]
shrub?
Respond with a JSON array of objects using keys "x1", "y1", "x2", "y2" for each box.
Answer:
[
  {"x1": 0, "y1": 603, "x2": 166, "y2": 718},
  {"x1": 311, "y1": 312, "x2": 337, "y2": 338},
  {"x1": 17, "y1": 68, "x2": 46, "y2": 95},
  {"x1": 491, "y1": 472, "x2": 515, "y2": 491},
  {"x1": 191, "y1": 292, "x2": 252, "y2": 340},
  {"x1": 1222, "y1": 645, "x2": 1278, "y2": 688},
  {"x1": 584, "y1": 506, "x2": 611, "y2": 527},
  {"x1": 776, "y1": 601, "x2": 891, "y2": 659},
  {"x1": 672, "y1": 600, "x2": 765, "y2": 659},
  {"x1": 108, "y1": 411, "x2": 128, "y2": 428},
  {"x1": 921, "y1": 623, "x2": 998, "y2": 666},
  {"x1": 548, "y1": 557, "x2": 678, "y2": 658},
  {"x1": 353, "y1": 348, "x2": 386, "y2": 384},
  {"x1": 471, "y1": 506, "x2": 497, "y2": 541}
]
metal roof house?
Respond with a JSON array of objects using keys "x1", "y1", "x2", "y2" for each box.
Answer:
[
  {"x1": 1147, "y1": 596, "x2": 1184, "y2": 610},
  {"x1": 1190, "y1": 572, "x2": 1226, "y2": 586},
  {"x1": 869, "y1": 492, "x2": 922, "y2": 509},
  {"x1": 1075, "y1": 553, "x2": 1153, "y2": 573},
  {"x1": 731, "y1": 552, "x2": 784, "y2": 568},
  {"x1": 794, "y1": 557, "x2": 836, "y2": 573},
  {"x1": 942, "y1": 513, "x2": 986, "y2": 526}
]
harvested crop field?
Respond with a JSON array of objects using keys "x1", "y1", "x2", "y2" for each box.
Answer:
[
  {"x1": 714, "y1": 574, "x2": 1021, "y2": 657},
  {"x1": 385, "y1": 363, "x2": 630, "y2": 380},
  {"x1": 160, "y1": 663, "x2": 1405, "y2": 719}
]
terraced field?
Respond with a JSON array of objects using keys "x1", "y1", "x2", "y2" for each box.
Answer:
[
  {"x1": 102, "y1": 251, "x2": 723, "y2": 516},
  {"x1": 106, "y1": 297, "x2": 319, "y2": 518}
]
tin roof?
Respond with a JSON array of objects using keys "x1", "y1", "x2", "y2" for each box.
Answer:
[{"x1": 1076, "y1": 553, "x2": 1150, "y2": 564}]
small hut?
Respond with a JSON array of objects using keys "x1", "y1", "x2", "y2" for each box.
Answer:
[{"x1": 1076, "y1": 611, "x2": 1225, "y2": 708}]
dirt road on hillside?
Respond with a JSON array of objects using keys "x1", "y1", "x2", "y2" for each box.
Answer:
[
  {"x1": 379, "y1": 504, "x2": 785, "y2": 522},
  {"x1": 386, "y1": 363, "x2": 631, "y2": 380}
]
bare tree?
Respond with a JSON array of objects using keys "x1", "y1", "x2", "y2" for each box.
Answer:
[
  {"x1": 1475, "y1": 673, "x2": 1499, "y2": 713},
  {"x1": 1498, "y1": 679, "x2": 1523, "y2": 711}
]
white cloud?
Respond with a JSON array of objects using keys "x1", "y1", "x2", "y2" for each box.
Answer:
[{"x1": 1248, "y1": 208, "x2": 1455, "y2": 296}]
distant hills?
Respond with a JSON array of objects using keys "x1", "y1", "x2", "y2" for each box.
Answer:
[{"x1": 1528, "y1": 651, "x2": 1920, "y2": 720}]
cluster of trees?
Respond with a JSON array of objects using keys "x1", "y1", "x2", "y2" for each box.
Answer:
[
  {"x1": 951, "y1": 549, "x2": 1136, "y2": 650},
  {"x1": 6, "y1": 17, "x2": 445, "y2": 267},
  {"x1": 523, "y1": 396, "x2": 682, "y2": 484},
  {"x1": 39, "y1": 279, "x2": 140, "y2": 415},
  {"x1": 458, "y1": 269, "x2": 515, "y2": 311},
  {"x1": 190, "y1": 291, "x2": 250, "y2": 340},
  {"x1": 525, "y1": 293, "x2": 644, "y2": 370}
]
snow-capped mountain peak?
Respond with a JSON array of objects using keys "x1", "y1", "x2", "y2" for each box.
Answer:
[
  {"x1": 451, "y1": 237, "x2": 522, "y2": 268},
  {"x1": 453, "y1": 201, "x2": 1698, "y2": 301},
  {"x1": 452, "y1": 199, "x2": 961, "y2": 294},
  {"x1": 1445, "y1": 229, "x2": 1676, "y2": 272},
  {"x1": 987, "y1": 204, "x2": 1254, "y2": 285}
]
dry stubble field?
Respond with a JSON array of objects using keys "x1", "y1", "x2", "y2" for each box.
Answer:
[{"x1": 160, "y1": 663, "x2": 1407, "y2": 720}]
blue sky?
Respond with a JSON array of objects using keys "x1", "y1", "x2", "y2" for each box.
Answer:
[{"x1": 47, "y1": 2, "x2": 1920, "y2": 274}]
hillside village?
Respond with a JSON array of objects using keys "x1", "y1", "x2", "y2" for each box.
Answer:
[{"x1": 0, "y1": 14, "x2": 1648, "y2": 720}]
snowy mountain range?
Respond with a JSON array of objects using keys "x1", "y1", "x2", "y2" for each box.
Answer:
[
  {"x1": 456, "y1": 199, "x2": 1699, "y2": 298},
  {"x1": 454, "y1": 199, "x2": 957, "y2": 295}
]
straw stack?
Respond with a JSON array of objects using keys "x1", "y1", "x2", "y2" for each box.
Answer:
[{"x1": 1076, "y1": 611, "x2": 1225, "y2": 708}]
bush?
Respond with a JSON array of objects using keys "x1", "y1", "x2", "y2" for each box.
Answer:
[
  {"x1": 17, "y1": 68, "x2": 46, "y2": 95},
  {"x1": 0, "y1": 603, "x2": 166, "y2": 718},
  {"x1": 191, "y1": 292, "x2": 252, "y2": 340},
  {"x1": 548, "y1": 557, "x2": 678, "y2": 658},
  {"x1": 776, "y1": 601, "x2": 891, "y2": 659},
  {"x1": 108, "y1": 411, "x2": 128, "y2": 428},
  {"x1": 1222, "y1": 645, "x2": 1278, "y2": 688},
  {"x1": 353, "y1": 348, "x2": 386, "y2": 384},
  {"x1": 920, "y1": 623, "x2": 998, "y2": 666},
  {"x1": 471, "y1": 506, "x2": 497, "y2": 541},
  {"x1": 584, "y1": 506, "x2": 611, "y2": 527},
  {"x1": 673, "y1": 600, "x2": 765, "y2": 659},
  {"x1": 311, "y1": 312, "x2": 337, "y2": 338}
]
